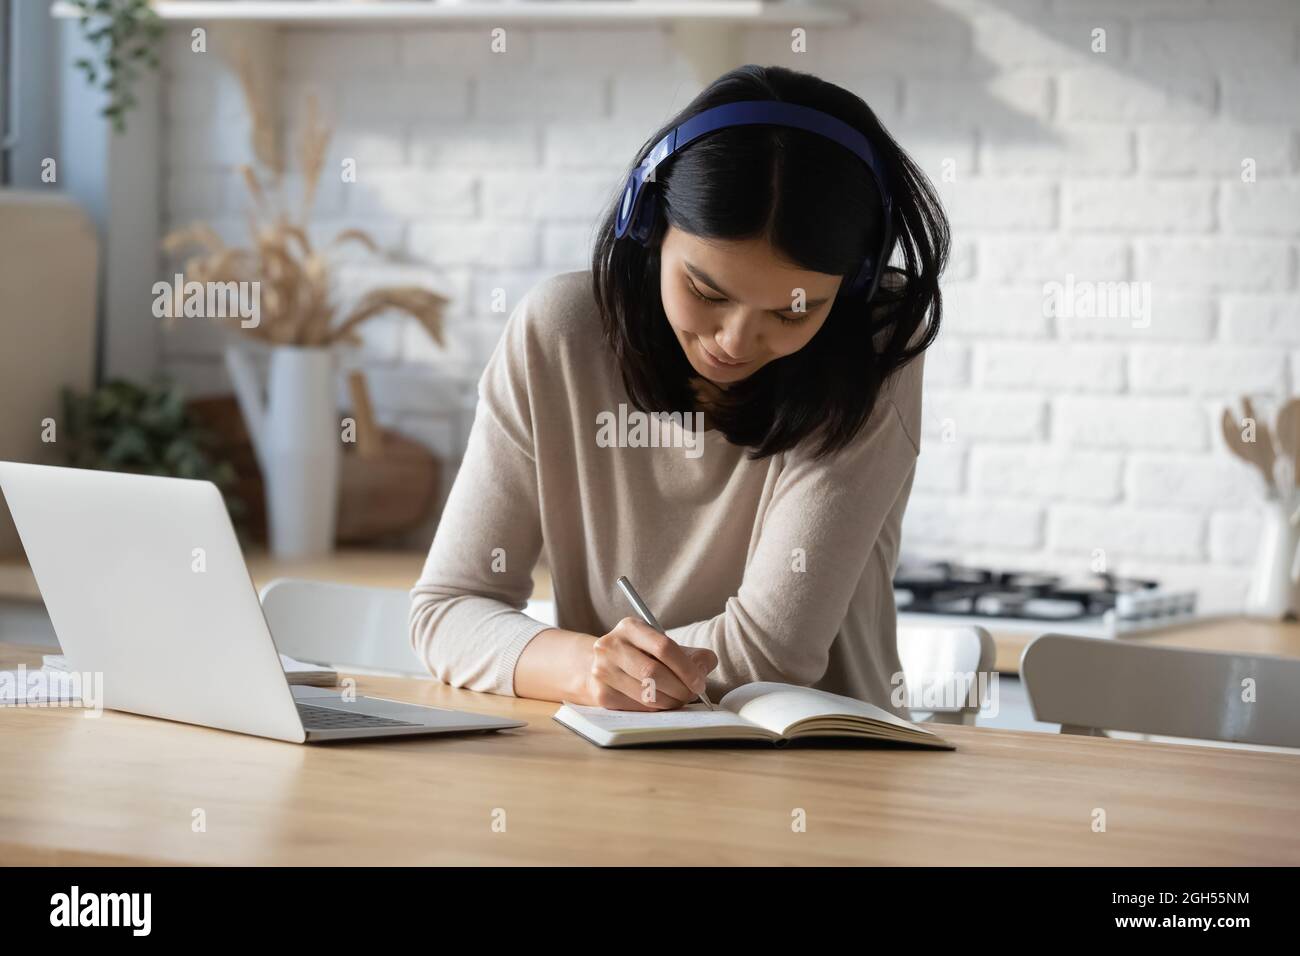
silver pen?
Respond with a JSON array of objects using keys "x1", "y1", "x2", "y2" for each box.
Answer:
[{"x1": 615, "y1": 575, "x2": 715, "y2": 710}]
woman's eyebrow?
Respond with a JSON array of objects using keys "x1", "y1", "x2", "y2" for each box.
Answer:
[{"x1": 683, "y1": 261, "x2": 832, "y2": 312}]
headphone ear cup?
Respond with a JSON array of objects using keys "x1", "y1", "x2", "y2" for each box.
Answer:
[
  {"x1": 860, "y1": 206, "x2": 896, "y2": 301},
  {"x1": 628, "y1": 183, "x2": 660, "y2": 245},
  {"x1": 614, "y1": 173, "x2": 639, "y2": 239},
  {"x1": 844, "y1": 257, "x2": 874, "y2": 297}
]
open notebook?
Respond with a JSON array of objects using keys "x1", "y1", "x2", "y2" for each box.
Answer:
[{"x1": 555, "y1": 681, "x2": 954, "y2": 750}]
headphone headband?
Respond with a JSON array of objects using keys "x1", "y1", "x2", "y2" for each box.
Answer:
[{"x1": 614, "y1": 100, "x2": 894, "y2": 300}]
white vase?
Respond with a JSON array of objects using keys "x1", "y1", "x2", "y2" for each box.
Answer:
[
  {"x1": 224, "y1": 344, "x2": 341, "y2": 559},
  {"x1": 1245, "y1": 498, "x2": 1300, "y2": 619}
]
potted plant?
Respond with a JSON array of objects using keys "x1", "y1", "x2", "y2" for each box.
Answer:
[
  {"x1": 68, "y1": 0, "x2": 164, "y2": 134},
  {"x1": 60, "y1": 378, "x2": 242, "y2": 519}
]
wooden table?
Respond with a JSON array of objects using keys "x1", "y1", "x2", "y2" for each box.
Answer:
[{"x1": 2, "y1": 641, "x2": 1297, "y2": 866}]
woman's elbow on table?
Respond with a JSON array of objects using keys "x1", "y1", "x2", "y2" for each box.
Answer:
[{"x1": 407, "y1": 588, "x2": 462, "y2": 686}]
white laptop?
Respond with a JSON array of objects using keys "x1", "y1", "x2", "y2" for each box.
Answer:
[{"x1": 0, "y1": 461, "x2": 526, "y2": 743}]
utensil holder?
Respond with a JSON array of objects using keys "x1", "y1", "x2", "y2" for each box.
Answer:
[{"x1": 1245, "y1": 498, "x2": 1300, "y2": 619}]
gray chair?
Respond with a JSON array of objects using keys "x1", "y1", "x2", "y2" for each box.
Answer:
[
  {"x1": 897, "y1": 624, "x2": 997, "y2": 725},
  {"x1": 1021, "y1": 633, "x2": 1300, "y2": 748},
  {"x1": 259, "y1": 578, "x2": 424, "y2": 676},
  {"x1": 259, "y1": 577, "x2": 557, "y2": 676}
]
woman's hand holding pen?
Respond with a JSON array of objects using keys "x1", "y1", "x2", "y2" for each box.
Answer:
[{"x1": 583, "y1": 617, "x2": 718, "y2": 711}]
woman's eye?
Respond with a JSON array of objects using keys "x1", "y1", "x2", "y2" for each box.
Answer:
[
  {"x1": 687, "y1": 281, "x2": 726, "y2": 305},
  {"x1": 775, "y1": 312, "x2": 806, "y2": 326}
]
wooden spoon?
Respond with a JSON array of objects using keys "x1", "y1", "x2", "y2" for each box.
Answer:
[
  {"x1": 1275, "y1": 398, "x2": 1300, "y2": 492},
  {"x1": 1222, "y1": 400, "x2": 1277, "y2": 494},
  {"x1": 1242, "y1": 396, "x2": 1277, "y2": 478}
]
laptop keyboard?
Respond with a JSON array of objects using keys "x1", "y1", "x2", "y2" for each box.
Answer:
[{"x1": 297, "y1": 702, "x2": 421, "y2": 730}]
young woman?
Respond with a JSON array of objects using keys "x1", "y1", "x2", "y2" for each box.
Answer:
[{"x1": 410, "y1": 64, "x2": 948, "y2": 715}]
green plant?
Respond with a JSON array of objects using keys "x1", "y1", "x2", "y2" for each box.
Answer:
[
  {"x1": 61, "y1": 378, "x2": 243, "y2": 519},
  {"x1": 70, "y1": 0, "x2": 164, "y2": 134}
]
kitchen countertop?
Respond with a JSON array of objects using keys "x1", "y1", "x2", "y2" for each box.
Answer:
[
  {"x1": 0, "y1": 548, "x2": 554, "y2": 604},
  {"x1": 989, "y1": 615, "x2": 1300, "y2": 673},
  {"x1": 3, "y1": 550, "x2": 1297, "y2": 675}
]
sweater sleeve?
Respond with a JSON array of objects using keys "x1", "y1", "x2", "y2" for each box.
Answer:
[
  {"x1": 664, "y1": 365, "x2": 923, "y2": 695},
  {"x1": 408, "y1": 292, "x2": 552, "y2": 696}
]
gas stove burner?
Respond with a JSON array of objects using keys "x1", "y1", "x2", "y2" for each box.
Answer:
[
  {"x1": 1000, "y1": 571, "x2": 1060, "y2": 592},
  {"x1": 894, "y1": 560, "x2": 1198, "y2": 631},
  {"x1": 893, "y1": 561, "x2": 991, "y2": 597},
  {"x1": 1020, "y1": 597, "x2": 1093, "y2": 620},
  {"x1": 1066, "y1": 572, "x2": 1159, "y2": 594},
  {"x1": 973, "y1": 592, "x2": 1032, "y2": 616}
]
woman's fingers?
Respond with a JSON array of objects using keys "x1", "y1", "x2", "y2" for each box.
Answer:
[
  {"x1": 599, "y1": 637, "x2": 698, "y2": 704},
  {"x1": 613, "y1": 618, "x2": 712, "y2": 696},
  {"x1": 687, "y1": 646, "x2": 719, "y2": 676},
  {"x1": 587, "y1": 618, "x2": 722, "y2": 711},
  {"x1": 587, "y1": 679, "x2": 663, "y2": 712},
  {"x1": 590, "y1": 646, "x2": 687, "y2": 710}
]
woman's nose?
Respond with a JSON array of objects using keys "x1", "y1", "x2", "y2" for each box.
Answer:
[{"x1": 715, "y1": 309, "x2": 761, "y2": 359}]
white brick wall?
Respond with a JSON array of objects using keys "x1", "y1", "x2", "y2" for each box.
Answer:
[{"x1": 157, "y1": 1, "x2": 1300, "y2": 611}]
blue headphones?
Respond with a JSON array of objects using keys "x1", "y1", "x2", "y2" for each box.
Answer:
[{"x1": 614, "y1": 100, "x2": 895, "y2": 302}]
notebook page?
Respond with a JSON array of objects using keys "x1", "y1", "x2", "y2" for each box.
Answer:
[
  {"x1": 721, "y1": 682, "x2": 932, "y2": 738},
  {"x1": 278, "y1": 656, "x2": 335, "y2": 675},
  {"x1": 560, "y1": 702, "x2": 756, "y2": 734},
  {"x1": 0, "y1": 670, "x2": 81, "y2": 704}
]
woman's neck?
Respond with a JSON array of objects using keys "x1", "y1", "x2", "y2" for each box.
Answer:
[{"x1": 689, "y1": 376, "x2": 727, "y2": 433}]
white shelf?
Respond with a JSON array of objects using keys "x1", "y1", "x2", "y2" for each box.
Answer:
[{"x1": 53, "y1": 1, "x2": 852, "y2": 25}]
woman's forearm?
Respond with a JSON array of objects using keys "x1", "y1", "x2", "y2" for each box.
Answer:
[{"x1": 512, "y1": 627, "x2": 598, "y2": 702}]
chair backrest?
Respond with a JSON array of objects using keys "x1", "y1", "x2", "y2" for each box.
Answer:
[
  {"x1": 259, "y1": 578, "x2": 559, "y2": 676},
  {"x1": 259, "y1": 578, "x2": 424, "y2": 675},
  {"x1": 1021, "y1": 633, "x2": 1300, "y2": 748},
  {"x1": 896, "y1": 624, "x2": 996, "y2": 725}
]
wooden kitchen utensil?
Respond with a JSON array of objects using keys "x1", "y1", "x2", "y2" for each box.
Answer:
[
  {"x1": 1241, "y1": 396, "x2": 1277, "y2": 483},
  {"x1": 1222, "y1": 399, "x2": 1277, "y2": 496},
  {"x1": 336, "y1": 371, "x2": 439, "y2": 542},
  {"x1": 1237, "y1": 396, "x2": 1300, "y2": 620},
  {"x1": 1221, "y1": 408, "x2": 1249, "y2": 461},
  {"x1": 1274, "y1": 398, "x2": 1300, "y2": 492},
  {"x1": 346, "y1": 369, "x2": 384, "y2": 460}
]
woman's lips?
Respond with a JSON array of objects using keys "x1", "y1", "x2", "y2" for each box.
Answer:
[{"x1": 698, "y1": 339, "x2": 750, "y2": 369}]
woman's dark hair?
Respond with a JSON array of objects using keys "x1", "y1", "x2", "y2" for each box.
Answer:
[{"x1": 592, "y1": 64, "x2": 949, "y2": 460}]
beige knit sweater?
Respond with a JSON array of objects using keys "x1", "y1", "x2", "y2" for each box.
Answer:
[{"x1": 410, "y1": 269, "x2": 924, "y2": 715}]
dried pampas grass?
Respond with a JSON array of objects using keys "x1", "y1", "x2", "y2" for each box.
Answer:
[{"x1": 161, "y1": 48, "x2": 447, "y2": 349}]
